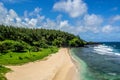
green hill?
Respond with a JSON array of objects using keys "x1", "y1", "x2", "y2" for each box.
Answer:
[{"x1": 0, "y1": 25, "x2": 85, "y2": 49}]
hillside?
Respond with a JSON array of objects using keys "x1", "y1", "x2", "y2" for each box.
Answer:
[{"x1": 0, "y1": 25, "x2": 85, "y2": 49}]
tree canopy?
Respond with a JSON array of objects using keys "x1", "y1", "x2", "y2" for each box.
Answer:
[{"x1": 0, "y1": 25, "x2": 85, "y2": 53}]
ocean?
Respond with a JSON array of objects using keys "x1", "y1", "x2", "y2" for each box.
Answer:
[{"x1": 70, "y1": 42, "x2": 120, "y2": 80}]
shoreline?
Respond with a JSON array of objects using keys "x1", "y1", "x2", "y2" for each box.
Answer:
[
  {"x1": 69, "y1": 49, "x2": 84, "y2": 80},
  {"x1": 69, "y1": 48, "x2": 93, "y2": 80},
  {"x1": 5, "y1": 48, "x2": 79, "y2": 80}
]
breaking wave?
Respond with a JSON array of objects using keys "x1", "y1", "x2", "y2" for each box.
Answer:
[{"x1": 93, "y1": 45, "x2": 120, "y2": 56}]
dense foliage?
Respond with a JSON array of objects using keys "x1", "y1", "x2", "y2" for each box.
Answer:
[
  {"x1": 0, "y1": 65, "x2": 10, "y2": 80},
  {"x1": 0, "y1": 25, "x2": 85, "y2": 50},
  {"x1": 0, "y1": 40, "x2": 30, "y2": 53}
]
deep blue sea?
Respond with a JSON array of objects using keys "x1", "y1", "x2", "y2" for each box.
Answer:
[{"x1": 71, "y1": 42, "x2": 120, "y2": 80}]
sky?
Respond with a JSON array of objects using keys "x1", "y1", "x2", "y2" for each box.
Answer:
[{"x1": 0, "y1": 0, "x2": 120, "y2": 42}]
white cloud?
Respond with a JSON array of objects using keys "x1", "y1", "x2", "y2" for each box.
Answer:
[
  {"x1": 9, "y1": 9, "x2": 18, "y2": 19},
  {"x1": 84, "y1": 14, "x2": 103, "y2": 26},
  {"x1": 24, "y1": 11, "x2": 28, "y2": 18},
  {"x1": 56, "y1": 14, "x2": 62, "y2": 24},
  {"x1": 0, "y1": 3, "x2": 7, "y2": 24},
  {"x1": 0, "y1": 3, "x2": 7, "y2": 14},
  {"x1": 60, "y1": 20, "x2": 69, "y2": 28},
  {"x1": 28, "y1": 18, "x2": 37, "y2": 27},
  {"x1": 53, "y1": 0, "x2": 105, "y2": 33},
  {"x1": 83, "y1": 14, "x2": 103, "y2": 33},
  {"x1": 57, "y1": 20, "x2": 84, "y2": 34},
  {"x1": 53, "y1": 0, "x2": 87, "y2": 18},
  {"x1": 40, "y1": 19, "x2": 83, "y2": 35},
  {"x1": 112, "y1": 15, "x2": 120, "y2": 22},
  {"x1": 29, "y1": 7, "x2": 42, "y2": 16},
  {"x1": 42, "y1": 18, "x2": 57, "y2": 29},
  {"x1": 16, "y1": 17, "x2": 21, "y2": 22},
  {"x1": 102, "y1": 25, "x2": 113, "y2": 33},
  {"x1": 0, "y1": 3, "x2": 45, "y2": 28},
  {"x1": 0, "y1": 2, "x2": 103, "y2": 34},
  {"x1": 59, "y1": 21, "x2": 81, "y2": 34},
  {"x1": 0, "y1": 3, "x2": 21, "y2": 26},
  {"x1": 34, "y1": 7, "x2": 41, "y2": 13}
]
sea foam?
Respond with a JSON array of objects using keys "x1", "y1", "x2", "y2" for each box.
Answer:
[{"x1": 93, "y1": 45, "x2": 120, "y2": 56}]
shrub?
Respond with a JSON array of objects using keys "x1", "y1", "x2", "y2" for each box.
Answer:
[
  {"x1": 13, "y1": 42, "x2": 25, "y2": 52},
  {"x1": 0, "y1": 43, "x2": 8, "y2": 54},
  {"x1": 0, "y1": 40, "x2": 31, "y2": 53},
  {"x1": 13, "y1": 40, "x2": 31, "y2": 52},
  {"x1": 33, "y1": 41, "x2": 49, "y2": 48},
  {"x1": 52, "y1": 39, "x2": 62, "y2": 47},
  {"x1": 31, "y1": 46, "x2": 40, "y2": 52},
  {"x1": 49, "y1": 46, "x2": 58, "y2": 53},
  {"x1": 33, "y1": 41, "x2": 40, "y2": 47},
  {"x1": 69, "y1": 38, "x2": 84, "y2": 47},
  {"x1": 0, "y1": 40, "x2": 14, "y2": 53}
]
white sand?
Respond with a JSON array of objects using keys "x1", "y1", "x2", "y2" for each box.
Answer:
[{"x1": 5, "y1": 48, "x2": 79, "y2": 80}]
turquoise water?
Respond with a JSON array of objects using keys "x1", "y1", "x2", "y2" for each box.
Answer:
[
  {"x1": 70, "y1": 49, "x2": 95, "y2": 80},
  {"x1": 70, "y1": 42, "x2": 120, "y2": 80}
]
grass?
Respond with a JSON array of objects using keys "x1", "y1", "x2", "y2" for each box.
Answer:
[
  {"x1": 0, "y1": 47, "x2": 58, "y2": 80},
  {"x1": 0, "y1": 47, "x2": 58, "y2": 65},
  {"x1": 0, "y1": 65, "x2": 11, "y2": 80}
]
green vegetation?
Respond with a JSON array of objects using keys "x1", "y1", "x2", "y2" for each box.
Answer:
[
  {"x1": 0, "y1": 40, "x2": 30, "y2": 53},
  {"x1": 0, "y1": 65, "x2": 10, "y2": 80},
  {"x1": 0, "y1": 25, "x2": 85, "y2": 80},
  {"x1": 0, "y1": 47, "x2": 58, "y2": 65},
  {"x1": 0, "y1": 25, "x2": 85, "y2": 64},
  {"x1": 0, "y1": 25, "x2": 85, "y2": 48}
]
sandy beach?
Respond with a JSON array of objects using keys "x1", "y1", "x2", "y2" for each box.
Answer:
[{"x1": 5, "y1": 48, "x2": 79, "y2": 80}]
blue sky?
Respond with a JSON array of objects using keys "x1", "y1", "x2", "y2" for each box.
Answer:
[{"x1": 0, "y1": 0, "x2": 120, "y2": 42}]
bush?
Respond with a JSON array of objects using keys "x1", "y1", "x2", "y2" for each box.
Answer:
[
  {"x1": 0, "y1": 40, "x2": 31, "y2": 53},
  {"x1": 49, "y1": 46, "x2": 58, "y2": 53},
  {"x1": 31, "y1": 46, "x2": 40, "y2": 52},
  {"x1": 33, "y1": 41, "x2": 49, "y2": 48},
  {"x1": 33, "y1": 41, "x2": 40, "y2": 47},
  {"x1": 0, "y1": 40, "x2": 14, "y2": 53},
  {"x1": 13, "y1": 43, "x2": 25, "y2": 52},
  {"x1": 69, "y1": 38, "x2": 84, "y2": 47},
  {"x1": 0, "y1": 43, "x2": 8, "y2": 54},
  {"x1": 52, "y1": 39, "x2": 62, "y2": 47}
]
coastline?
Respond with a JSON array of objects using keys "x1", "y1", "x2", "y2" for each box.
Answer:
[
  {"x1": 5, "y1": 48, "x2": 79, "y2": 80},
  {"x1": 70, "y1": 48, "x2": 94, "y2": 80},
  {"x1": 69, "y1": 49, "x2": 85, "y2": 80}
]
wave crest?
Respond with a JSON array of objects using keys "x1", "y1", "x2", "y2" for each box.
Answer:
[{"x1": 93, "y1": 45, "x2": 120, "y2": 56}]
